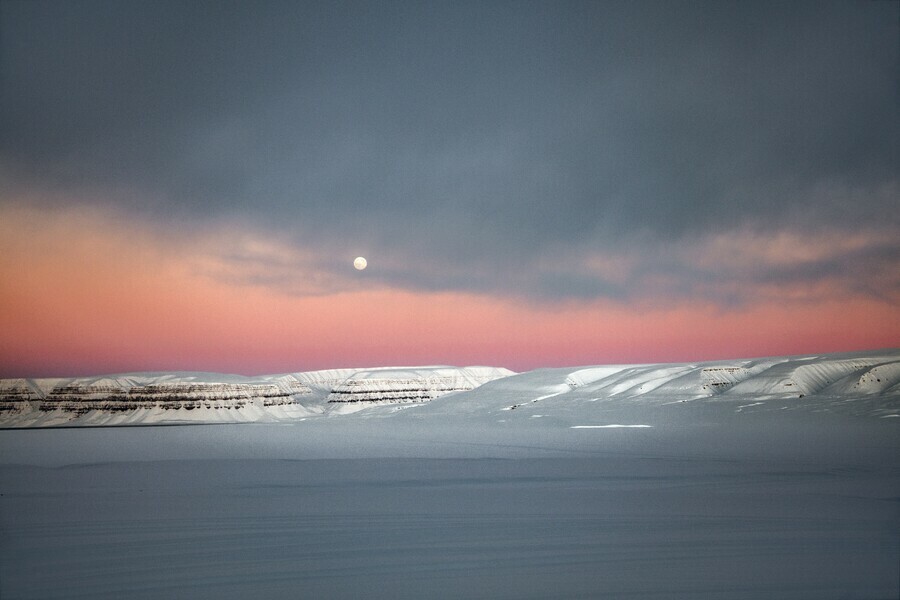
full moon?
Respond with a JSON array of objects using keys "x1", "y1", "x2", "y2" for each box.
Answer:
[{"x1": 353, "y1": 256, "x2": 367, "y2": 270}]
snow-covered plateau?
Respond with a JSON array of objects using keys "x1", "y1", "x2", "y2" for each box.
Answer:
[
  {"x1": 0, "y1": 366, "x2": 513, "y2": 427},
  {"x1": 1, "y1": 350, "x2": 898, "y2": 427},
  {"x1": 1, "y1": 350, "x2": 898, "y2": 599}
]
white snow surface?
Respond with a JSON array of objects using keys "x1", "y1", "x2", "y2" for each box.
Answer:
[
  {"x1": 1, "y1": 350, "x2": 898, "y2": 427},
  {"x1": 1, "y1": 350, "x2": 898, "y2": 599}
]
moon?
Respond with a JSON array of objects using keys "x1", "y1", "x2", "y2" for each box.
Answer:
[{"x1": 353, "y1": 256, "x2": 367, "y2": 270}]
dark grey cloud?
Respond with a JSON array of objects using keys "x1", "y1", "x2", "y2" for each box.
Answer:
[{"x1": 2, "y1": 0, "x2": 897, "y2": 302}]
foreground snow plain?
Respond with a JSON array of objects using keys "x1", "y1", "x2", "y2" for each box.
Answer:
[{"x1": 1, "y1": 350, "x2": 898, "y2": 599}]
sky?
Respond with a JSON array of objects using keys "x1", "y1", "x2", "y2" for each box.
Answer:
[{"x1": 1, "y1": 0, "x2": 898, "y2": 377}]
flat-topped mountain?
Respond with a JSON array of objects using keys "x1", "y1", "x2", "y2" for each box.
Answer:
[
  {"x1": 1, "y1": 351, "x2": 897, "y2": 428},
  {"x1": 0, "y1": 366, "x2": 513, "y2": 427}
]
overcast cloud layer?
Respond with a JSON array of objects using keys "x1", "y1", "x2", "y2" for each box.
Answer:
[{"x1": 1, "y1": 0, "x2": 897, "y2": 304}]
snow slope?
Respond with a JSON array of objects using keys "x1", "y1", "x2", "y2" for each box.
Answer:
[{"x1": 371, "y1": 349, "x2": 900, "y2": 425}]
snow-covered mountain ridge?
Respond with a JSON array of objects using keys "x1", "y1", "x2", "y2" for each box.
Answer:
[{"x1": 1, "y1": 350, "x2": 898, "y2": 427}]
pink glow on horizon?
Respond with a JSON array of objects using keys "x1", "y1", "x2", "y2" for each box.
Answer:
[{"x1": 1, "y1": 205, "x2": 897, "y2": 377}]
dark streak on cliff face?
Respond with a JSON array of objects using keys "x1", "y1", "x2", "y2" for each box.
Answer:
[
  {"x1": 0, "y1": 382, "x2": 311, "y2": 415},
  {"x1": 326, "y1": 376, "x2": 491, "y2": 404}
]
